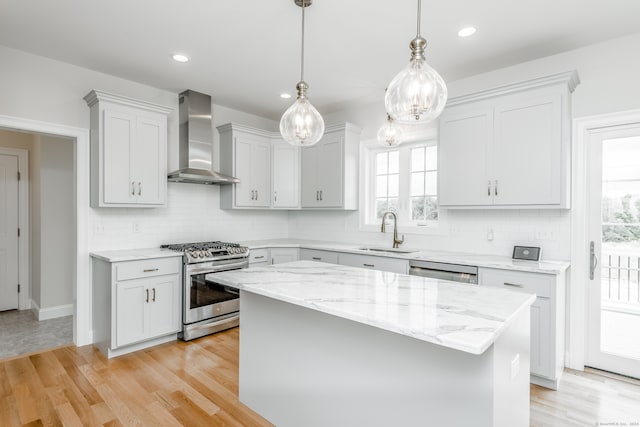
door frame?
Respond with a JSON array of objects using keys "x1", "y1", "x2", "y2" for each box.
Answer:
[
  {"x1": 0, "y1": 114, "x2": 91, "y2": 346},
  {"x1": 0, "y1": 147, "x2": 29, "y2": 310},
  {"x1": 569, "y1": 109, "x2": 640, "y2": 370}
]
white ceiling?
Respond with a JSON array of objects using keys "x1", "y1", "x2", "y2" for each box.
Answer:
[{"x1": 1, "y1": 0, "x2": 639, "y2": 120}]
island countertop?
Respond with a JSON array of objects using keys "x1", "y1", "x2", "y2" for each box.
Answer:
[{"x1": 206, "y1": 260, "x2": 535, "y2": 355}]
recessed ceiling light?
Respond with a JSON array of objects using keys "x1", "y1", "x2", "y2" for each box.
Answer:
[
  {"x1": 457, "y1": 27, "x2": 477, "y2": 38},
  {"x1": 172, "y1": 54, "x2": 189, "y2": 63},
  {"x1": 280, "y1": 93, "x2": 292, "y2": 99}
]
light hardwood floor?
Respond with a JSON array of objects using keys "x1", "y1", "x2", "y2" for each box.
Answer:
[{"x1": 1, "y1": 327, "x2": 639, "y2": 426}]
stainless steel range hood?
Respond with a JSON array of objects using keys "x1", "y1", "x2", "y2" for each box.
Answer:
[{"x1": 168, "y1": 90, "x2": 239, "y2": 185}]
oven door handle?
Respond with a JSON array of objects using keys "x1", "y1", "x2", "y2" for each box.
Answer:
[
  {"x1": 225, "y1": 287, "x2": 240, "y2": 295},
  {"x1": 187, "y1": 260, "x2": 249, "y2": 275}
]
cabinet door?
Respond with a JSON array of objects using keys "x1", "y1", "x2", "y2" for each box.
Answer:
[
  {"x1": 530, "y1": 297, "x2": 552, "y2": 378},
  {"x1": 270, "y1": 248, "x2": 299, "y2": 264},
  {"x1": 103, "y1": 109, "x2": 135, "y2": 204},
  {"x1": 147, "y1": 274, "x2": 180, "y2": 339},
  {"x1": 493, "y1": 95, "x2": 562, "y2": 205},
  {"x1": 134, "y1": 116, "x2": 166, "y2": 205},
  {"x1": 438, "y1": 107, "x2": 494, "y2": 206},
  {"x1": 115, "y1": 279, "x2": 147, "y2": 347},
  {"x1": 234, "y1": 136, "x2": 254, "y2": 207},
  {"x1": 272, "y1": 141, "x2": 300, "y2": 208},
  {"x1": 301, "y1": 144, "x2": 320, "y2": 207},
  {"x1": 317, "y1": 134, "x2": 344, "y2": 207},
  {"x1": 252, "y1": 140, "x2": 271, "y2": 207}
]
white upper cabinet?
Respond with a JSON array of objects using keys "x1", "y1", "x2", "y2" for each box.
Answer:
[
  {"x1": 272, "y1": 139, "x2": 300, "y2": 208},
  {"x1": 438, "y1": 71, "x2": 579, "y2": 209},
  {"x1": 219, "y1": 123, "x2": 271, "y2": 208},
  {"x1": 219, "y1": 122, "x2": 360, "y2": 210},
  {"x1": 85, "y1": 90, "x2": 172, "y2": 208},
  {"x1": 301, "y1": 123, "x2": 361, "y2": 209}
]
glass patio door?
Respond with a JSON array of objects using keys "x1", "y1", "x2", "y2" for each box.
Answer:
[{"x1": 586, "y1": 124, "x2": 640, "y2": 379}]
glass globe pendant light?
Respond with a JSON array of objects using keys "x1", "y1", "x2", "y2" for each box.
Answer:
[
  {"x1": 280, "y1": 0, "x2": 325, "y2": 147},
  {"x1": 384, "y1": 0, "x2": 447, "y2": 124},
  {"x1": 377, "y1": 114, "x2": 404, "y2": 147}
]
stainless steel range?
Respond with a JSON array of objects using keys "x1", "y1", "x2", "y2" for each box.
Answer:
[{"x1": 161, "y1": 241, "x2": 249, "y2": 341}]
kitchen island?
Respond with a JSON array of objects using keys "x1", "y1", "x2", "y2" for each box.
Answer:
[{"x1": 206, "y1": 261, "x2": 535, "y2": 427}]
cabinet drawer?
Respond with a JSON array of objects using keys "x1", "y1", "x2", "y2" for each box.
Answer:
[
  {"x1": 338, "y1": 253, "x2": 408, "y2": 274},
  {"x1": 300, "y1": 249, "x2": 339, "y2": 264},
  {"x1": 116, "y1": 257, "x2": 181, "y2": 281},
  {"x1": 479, "y1": 268, "x2": 552, "y2": 298},
  {"x1": 249, "y1": 248, "x2": 269, "y2": 264}
]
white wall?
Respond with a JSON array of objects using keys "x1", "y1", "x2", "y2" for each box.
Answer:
[
  {"x1": 36, "y1": 135, "x2": 74, "y2": 308},
  {"x1": 289, "y1": 32, "x2": 640, "y2": 261}
]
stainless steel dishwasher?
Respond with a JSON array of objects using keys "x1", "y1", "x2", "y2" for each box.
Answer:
[{"x1": 409, "y1": 260, "x2": 478, "y2": 284}]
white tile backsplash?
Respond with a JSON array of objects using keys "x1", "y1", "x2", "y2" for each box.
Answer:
[{"x1": 88, "y1": 183, "x2": 289, "y2": 251}]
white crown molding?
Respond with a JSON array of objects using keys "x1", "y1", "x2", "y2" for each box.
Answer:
[
  {"x1": 84, "y1": 89, "x2": 173, "y2": 115},
  {"x1": 447, "y1": 70, "x2": 580, "y2": 107},
  {"x1": 217, "y1": 122, "x2": 362, "y2": 138}
]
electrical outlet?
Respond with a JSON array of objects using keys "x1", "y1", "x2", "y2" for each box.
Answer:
[
  {"x1": 132, "y1": 222, "x2": 140, "y2": 233},
  {"x1": 535, "y1": 229, "x2": 555, "y2": 240},
  {"x1": 94, "y1": 224, "x2": 105, "y2": 235},
  {"x1": 486, "y1": 229, "x2": 494, "y2": 241}
]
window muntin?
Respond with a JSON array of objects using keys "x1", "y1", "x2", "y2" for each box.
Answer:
[
  {"x1": 375, "y1": 150, "x2": 400, "y2": 220},
  {"x1": 410, "y1": 146, "x2": 438, "y2": 222}
]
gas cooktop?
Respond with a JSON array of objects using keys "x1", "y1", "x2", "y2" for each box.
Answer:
[{"x1": 161, "y1": 241, "x2": 249, "y2": 263}]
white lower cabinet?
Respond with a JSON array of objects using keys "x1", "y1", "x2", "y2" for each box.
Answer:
[
  {"x1": 479, "y1": 267, "x2": 565, "y2": 389},
  {"x1": 92, "y1": 256, "x2": 182, "y2": 358},
  {"x1": 270, "y1": 248, "x2": 300, "y2": 264},
  {"x1": 338, "y1": 253, "x2": 409, "y2": 274}
]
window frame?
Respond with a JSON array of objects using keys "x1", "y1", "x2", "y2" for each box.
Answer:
[{"x1": 359, "y1": 129, "x2": 448, "y2": 236}]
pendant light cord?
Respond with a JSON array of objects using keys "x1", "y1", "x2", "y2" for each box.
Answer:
[
  {"x1": 416, "y1": 0, "x2": 421, "y2": 37},
  {"x1": 300, "y1": 2, "x2": 305, "y2": 82}
]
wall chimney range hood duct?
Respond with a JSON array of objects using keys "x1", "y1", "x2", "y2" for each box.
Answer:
[{"x1": 168, "y1": 90, "x2": 239, "y2": 185}]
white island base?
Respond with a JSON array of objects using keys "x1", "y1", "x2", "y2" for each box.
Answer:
[{"x1": 239, "y1": 291, "x2": 531, "y2": 427}]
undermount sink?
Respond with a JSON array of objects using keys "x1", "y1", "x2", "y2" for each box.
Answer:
[{"x1": 357, "y1": 247, "x2": 418, "y2": 254}]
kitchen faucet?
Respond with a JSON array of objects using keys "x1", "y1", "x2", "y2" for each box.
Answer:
[{"x1": 381, "y1": 211, "x2": 404, "y2": 248}]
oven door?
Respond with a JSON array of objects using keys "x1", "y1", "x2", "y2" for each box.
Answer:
[{"x1": 184, "y1": 258, "x2": 247, "y2": 325}]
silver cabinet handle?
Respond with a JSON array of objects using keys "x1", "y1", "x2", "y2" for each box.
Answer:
[
  {"x1": 131, "y1": 181, "x2": 136, "y2": 196},
  {"x1": 316, "y1": 190, "x2": 319, "y2": 201},
  {"x1": 503, "y1": 282, "x2": 523, "y2": 288},
  {"x1": 319, "y1": 190, "x2": 323, "y2": 201},
  {"x1": 138, "y1": 182, "x2": 142, "y2": 196},
  {"x1": 274, "y1": 191, "x2": 277, "y2": 202},
  {"x1": 312, "y1": 257, "x2": 322, "y2": 261},
  {"x1": 255, "y1": 190, "x2": 258, "y2": 200},
  {"x1": 143, "y1": 268, "x2": 159, "y2": 273},
  {"x1": 494, "y1": 180, "x2": 498, "y2": 196},
  {"x1": 363, "y1": 263, "x2": 375, "y2": 268},
  {"x1": 250, "y1": 190, "x2": 255, "y2": 200},
  {"x1": 152, "y1": 288, "x2": 156, "y2": 302},
  {"x1": 589, "y1": 241, "x2": 598, "y2": 280},
  {"x1": 145, "y1": 288, "x2": 149, "y2": 303},
  {"x1": 487, "y1": 180, "x2": 491, "y2": 196},
  {"x1": 254, "y1": 255, "x2": 265, "y2": 260}
]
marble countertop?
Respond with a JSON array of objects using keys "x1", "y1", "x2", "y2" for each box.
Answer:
[
  {"x1": 90, "y1": 248, "x2": 183, "y2": 262},
  {"x1": 240, "y1": 239, "x2": 570, "y2": 274},
  {"x1": 207, "y1": 260, "x2": 536, "y2": 355}
]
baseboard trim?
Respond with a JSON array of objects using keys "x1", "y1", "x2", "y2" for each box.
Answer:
[{"x1": 30, "y1": 300, "x2": 73, "y2": 321}]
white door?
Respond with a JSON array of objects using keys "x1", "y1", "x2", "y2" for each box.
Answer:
[
  {"x1": 317, "y1": 134, "x2": 343, "y2": 208},
  {"x1": 586, "y1": 124, "x2": 640, "y2": 379},
  {"x1": 234, "y1": 136, "x2": 254, "y2": 207},
  {"x1": 103, "y1": 109, "x2": 135, "y2": 204},
  {"x1": 252, "y1": 140, "x2": 271, "y2": 208},
  {"x1": 147, "y1": 275, "x2": 180, "y2": 339},
  {"x1": 0, "y1": 155, "x2": 19, "y2": 311},
  {"x1": 438, "y1": 107, "x2": 494, "y2": 206},
  {"x1": 135, "y1": 116, "x2": 166, "y2": 205},
  {"x1": 301, "y1": 144, "x2": 320, "y2": 207},
  {"x1": 115, "y1": 279, "x2": 147, "y2": 347},
  {"x1": 493, "y1": 95, "x2": 561, "y2": 205},
  {"x1": 272, "y1": 141, "x2": 300, "y2": 208}
]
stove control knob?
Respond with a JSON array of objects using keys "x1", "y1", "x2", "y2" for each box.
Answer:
[
  {"x1": 203, "y1": 250, "x2": 212, "y2": 257},
  {"x1": 229, "y1": 248, "x2": 237, "y2": 254},
  {"x1": 189, "y1": 251, "x2": 198, "y2": 259}
]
